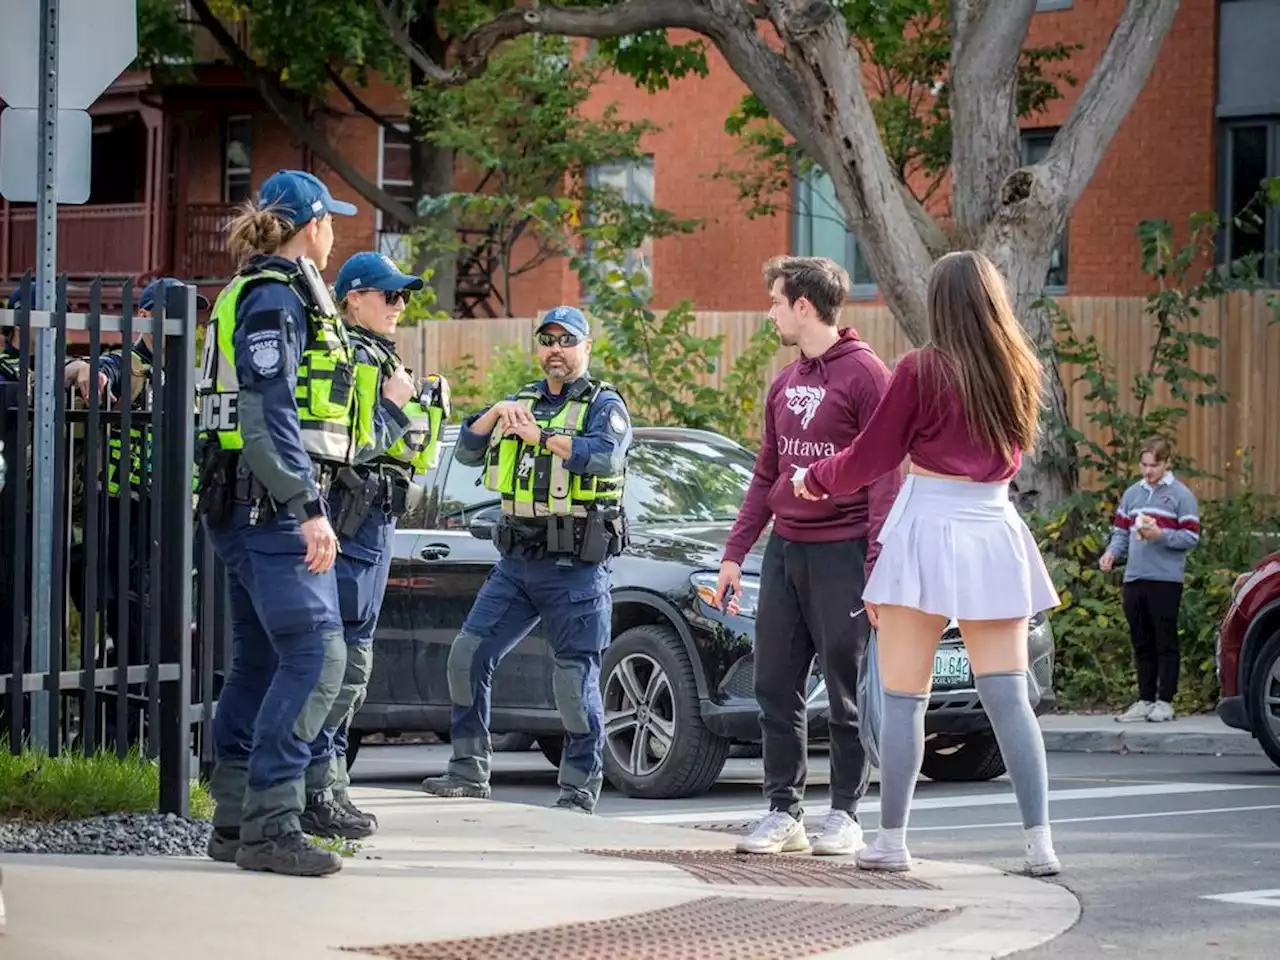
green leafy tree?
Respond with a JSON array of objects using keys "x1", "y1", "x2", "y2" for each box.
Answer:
[
  {"x1": 432, "y1": 0, "x2": 1190, "y2": 509},
  {"x1": 1030, "y1": 181, "x2": 1280, "y2": 712},
  {"x1": 411, "y1": 35, "x2": 670, "y2": 317}
]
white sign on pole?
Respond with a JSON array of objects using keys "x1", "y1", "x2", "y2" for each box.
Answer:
[
  {"x1": 0, "y1": 0, "x2": 137, "y2": 205},
  {"x1": 0, "y1": 109, "x2": 91, "y2": 204},
  {"x1": 0, "y1": 0, "x2": 138, "y2": 109}
]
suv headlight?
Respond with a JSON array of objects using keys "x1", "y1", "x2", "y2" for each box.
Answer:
[{"x1": 691, "y1": 572, "x2": 760, "y2": 619}]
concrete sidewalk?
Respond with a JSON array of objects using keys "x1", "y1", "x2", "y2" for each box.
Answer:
[
  {"x1": 0, "y1": 787, "x2": 1079, "y2": 960},
  {"x1": 1040, "y1": 712, "x2": 1265, "y2": 758}
]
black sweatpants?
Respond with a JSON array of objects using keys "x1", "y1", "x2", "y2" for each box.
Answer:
[
  {"x1": 754, "y1": 534, "x2": 872, "y2": 818},
  {"x1": 1122, "y1": 579, "x2": 1184, "y2": 703}
]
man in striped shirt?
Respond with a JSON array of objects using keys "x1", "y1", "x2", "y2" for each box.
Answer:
[{"x1": 1100, "y1": 439, "x2": 1201, "y2": 722}]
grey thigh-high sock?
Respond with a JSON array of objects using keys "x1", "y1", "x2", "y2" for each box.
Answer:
[
  {"x1": 975, "y1": 671, "x2": 1050, "y2": 829},
  {"x1": 878, "y1": 690, "x2": 929, "y2": 831}
]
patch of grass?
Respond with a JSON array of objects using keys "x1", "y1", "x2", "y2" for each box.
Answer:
[
  {"x1": 0, "y1": 745, "x2": 213, "y2": 822},
  {"x1": 308, "y1": 834, "x2": 363, "y2": 858}
]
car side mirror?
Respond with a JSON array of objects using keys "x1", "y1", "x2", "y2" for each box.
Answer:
[{"x1": 469, "y1": 506, "x2": 501, "y2": 541}]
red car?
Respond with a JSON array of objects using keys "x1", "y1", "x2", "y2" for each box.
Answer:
[{"x1": 1217, "y1": 549, "x2": 1280, "y2": 767}]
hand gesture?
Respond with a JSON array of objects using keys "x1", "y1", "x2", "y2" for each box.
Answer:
[
  {"x1": 64, "y1": 360, "x2": 109, "y2": 403},
  {"x1": 792, "y1": 465, "x2": 823, "y2": 501},
  {"x1": 382, "y1": 366, "x2": 415, "y2": 407},
  {"x1": 1099, "y1": 550, "x2": 1114, "y2": 572},
  {"x1": 491, "y1": 400, "x2": 534, "y2": 435},
  {"x1": 715, "y1": 561, "x2": 742, "y2": 612},
  {"x1": 301, "y1": 515, "x2": 338, "y2": 574}
]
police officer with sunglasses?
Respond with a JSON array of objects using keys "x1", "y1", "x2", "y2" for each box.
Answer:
[{"x1": 422, "y1": 306, "x2": 632, "y2": 814}]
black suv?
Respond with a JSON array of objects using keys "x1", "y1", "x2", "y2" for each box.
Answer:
[{"x1": 352, "y1": 426, "x2": 1057, "y2": 799}]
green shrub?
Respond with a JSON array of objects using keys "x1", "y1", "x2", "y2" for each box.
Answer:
[
  {"x1": 0, "y1": 745, "x2": 214, "y2": 822},
  {"x1": 1031, "y1": 191, "x2": 1280, "y2": 712}
]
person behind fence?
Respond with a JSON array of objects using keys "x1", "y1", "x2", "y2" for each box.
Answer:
[
  {"x1": 299, "y1": 251, "x2": 450, "y2": 839},
  {"x1": 420, "y1": 305, "x2": 631, "y2": 814},
  {"x1": 63, "y1": 279, "x2": 210, "y2": 743},
  {"x1": 1100, "y1": 438, "x2": 1200, "y2": 724},
  {"x1": 195, "y1": 169, "x2": 360, "y2": 878},
  {"x1": 794, "y1": 250, "x2": 1062, "y2": 877}
]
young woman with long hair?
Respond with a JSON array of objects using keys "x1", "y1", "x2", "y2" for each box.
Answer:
[{"x1": 795, "y1": 250, "x2": 1061, "y2": 876}]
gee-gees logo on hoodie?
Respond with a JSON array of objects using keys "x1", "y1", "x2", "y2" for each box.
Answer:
[{"x1": 784, "y1": 384, "x2": 826, "y2": 428}]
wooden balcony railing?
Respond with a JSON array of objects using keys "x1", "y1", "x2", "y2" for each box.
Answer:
[
  {"x1": 176, "y1": 203, "x2": 235, "y2": 281},
  {"x1": 1, "y1": 203, "x2": 149, "y2": 281}
]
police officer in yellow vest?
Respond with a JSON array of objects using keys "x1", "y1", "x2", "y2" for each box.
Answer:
[
  {"x1": 195, "y1": 169, "x2": 361, "y2": 878},
  {"x1": 64, "y1": 279, "x2": 209, "y2": 708},
  {"x1": 422, "y1": 306, "x2": 631, "y2": 813},
  {"x1": 300, "y1": 251, "x2": 450, "y2": 838}
]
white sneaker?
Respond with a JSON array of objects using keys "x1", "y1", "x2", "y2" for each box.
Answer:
[
  {"x1": 1116, "y1": 700, "x2": 1154, "y2": 723},
  {"x1": 1147, "y1": 701, "x2": 1175, "y2": 723},
  {"x1": 811, "y1": 810, "x2": 864, "y2": 856},
  {"x1": 736, "y1": 810, "x2": 810, "y2": 855},
  {"x1": 854, "y1": 828, "x2": 911, "y2": 872},
  {"x1": 1025, "y1": 825, "x2": 1061, "y2": 877}
]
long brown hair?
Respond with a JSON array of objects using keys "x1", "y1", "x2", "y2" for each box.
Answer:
[
  {"x1": 226, "y1": 202, "x2": 299, "y2": 270},
  {"x1": 919, "y1": 250, "x2": 1042, "y2": 464}
]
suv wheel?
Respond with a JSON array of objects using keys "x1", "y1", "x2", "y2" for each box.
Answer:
[
  {"x1": 920, "y1": 730, "x2": 1006, "y2": 782},
  {"x1": 1248, "y1": 630, "x2": 1280, "y2": 768}
]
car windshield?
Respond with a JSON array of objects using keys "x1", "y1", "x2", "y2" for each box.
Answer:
[
  {"x1": 622, "y1": 436, "x2": 757, "y2": 524},
  {"x1": 433, "y1": 433, "x2": 758, "y2": 529}
]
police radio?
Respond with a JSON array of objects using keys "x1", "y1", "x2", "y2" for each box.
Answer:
[{"x1": 295, "y1": 256, "x2": 341, "y2": 318}]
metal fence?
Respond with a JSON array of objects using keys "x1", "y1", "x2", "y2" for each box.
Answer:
[{"x1": 0, "y1": 272, "x2": 220, "y2": 816}]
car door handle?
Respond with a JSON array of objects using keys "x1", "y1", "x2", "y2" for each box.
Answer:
[{"x1": 419, "y1": 543, "x2": 451, "y2": 561}]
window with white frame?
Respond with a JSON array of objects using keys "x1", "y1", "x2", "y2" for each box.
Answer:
[
  {"x1": 224, "y1": 115, "x2": 252, "y2": 204},
  {"x1": 1021, "y1": 128, "x2": 1069, "y2": 291},
  {"x1": 792, "y1": 164, "x2": 876, "y2": 297},
  {"x1": 584, "y1": 156, "x2": 656, "y2": 291},
  {"x1": 377, "y1": 123, "x2": 416, "y2": 262}
]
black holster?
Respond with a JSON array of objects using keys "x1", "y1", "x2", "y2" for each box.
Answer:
[
  {"x1": 578, "y1": 505, "x2": 627, "y2": 564},
  {"x1": 197, "y1": 448, "x2": 235, "y2": 528},
  {"x1": 335, "y1": 466, "x2": 379, "y2": 538}
]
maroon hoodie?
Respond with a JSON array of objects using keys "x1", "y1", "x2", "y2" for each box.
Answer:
[{"x1": 723, "y1": 329, "x2": 903, "y2": 574}]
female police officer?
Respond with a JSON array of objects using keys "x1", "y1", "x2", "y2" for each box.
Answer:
[
  {"x1": 299, "y1": 251, "x2": 450, "y2": 838},
  {"x1": 196, "y1": 169, "x2": 359, "y2": 877}
]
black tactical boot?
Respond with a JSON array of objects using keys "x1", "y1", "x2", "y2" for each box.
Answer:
[
  {"x1": 234, "y1": 831, "x2": 343, "y2": 877},
  {"x1": 552, "y1": 792, "x2": 594, "y2": 815},
  {"x1": 334, "y1": 793, "x2": 378, "y2": 832},
  {"x1": 206, "y1": 827, "x2": 241, "y2": 863},
  {"x1": 421, "y1": 774, "x2": 491, "y2": 799},
  {"x1": 299, "y1": 793, "x2": 376, "y2": 840}
]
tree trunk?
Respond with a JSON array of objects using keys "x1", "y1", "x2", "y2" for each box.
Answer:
[
  {"x1": 409, "y1": 6, "x2": 458, "y2": 315},
  {"x1": 991, "y1": 246, "x2": 1078, "y2": 511},
  {"x1": 411, "y1": 134, "x2": 457, "y2": 315}
]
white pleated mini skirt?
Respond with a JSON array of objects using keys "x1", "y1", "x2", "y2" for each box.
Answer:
[{"x1": 864, "y1": 474, "x2": 1061, "y2": 621}]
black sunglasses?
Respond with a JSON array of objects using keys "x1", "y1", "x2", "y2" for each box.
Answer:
[
  {"x1": 382, "y1": 289, "x2": 411, "y2": 306},
  {"x1": 537, "y1": 331, "x2": 583, "y2": 348}
]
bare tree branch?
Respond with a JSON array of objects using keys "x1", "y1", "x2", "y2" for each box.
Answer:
[
  {"x1": 949, "y1": 0, "x2": 1038, "y2": 240},
  {"x1": 1041, "y1": 0, "x2": 1184, "y2": 213},
  {"x1": 188, "y1": 0, "x2": 418, "y2": 226},
  {"x1": 326, "y1": 65, "x2": 412, "y2": 143},
  {"x1": 770, "y1": 2, "x2": 935, "y2": 341},
  {"x1": 373, "y1": 0, "x2": 453, "y2": 82}
]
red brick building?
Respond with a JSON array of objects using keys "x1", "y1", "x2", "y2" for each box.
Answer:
[{"x1": 2, "y1": 0, "x2": 1276, "y2": 312}]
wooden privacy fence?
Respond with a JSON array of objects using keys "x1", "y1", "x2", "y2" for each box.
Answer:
[{"x1": 393, "y1": 293, "x2": 1280, "y2": 498}]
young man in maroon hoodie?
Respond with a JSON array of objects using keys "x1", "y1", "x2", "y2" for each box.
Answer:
[{"x1": 715, "y1": 255, "x2": 902, "y2": 856}]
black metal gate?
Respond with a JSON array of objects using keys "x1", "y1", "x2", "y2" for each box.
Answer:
[{"x1": 0, "y1": 272, "x2": 217, "y2": 816}]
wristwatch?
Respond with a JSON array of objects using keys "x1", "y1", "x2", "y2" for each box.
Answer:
[
  {"x1": 539, "y1": 427, "x2": 555, "y2": 447},
  {"x1": 298, "y1": 497, "x2": 325, "y2": 521}
]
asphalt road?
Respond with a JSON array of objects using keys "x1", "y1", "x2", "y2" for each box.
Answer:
[{"x1": 351, "y1": 743, "x2": 1280, "y2": 959}]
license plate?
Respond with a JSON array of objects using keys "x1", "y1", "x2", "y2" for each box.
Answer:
[{"x1": 932, "y1": 648, "x2": 972, "y2": 688}]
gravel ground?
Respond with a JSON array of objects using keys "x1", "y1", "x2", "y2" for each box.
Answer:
[{"x1": 0, "y1": 813, "x2": 213, "y2": 857}]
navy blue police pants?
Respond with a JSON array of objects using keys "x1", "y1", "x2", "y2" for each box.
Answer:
[
  {"x1": 306, "y1": 495, "x2": 395, "y2": 797},
  {"x1": 446, "y1": 553, "x2": 610, "y2": 807},
  {"x1": 205, "y1": 503, "x2": 346, "y2": 839}
]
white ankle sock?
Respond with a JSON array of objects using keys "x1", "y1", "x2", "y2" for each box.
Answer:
[
  {"x1": 1025, "y1": 824, "x2": 1055, "y2": 856},
  {"x1": 874, "y1": 827, "x2": 907, "y2": 852}
]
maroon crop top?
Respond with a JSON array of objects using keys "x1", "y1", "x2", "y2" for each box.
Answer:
[{"x1": 804, "y1": 348, "x2": 1022, "y2": 498}]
